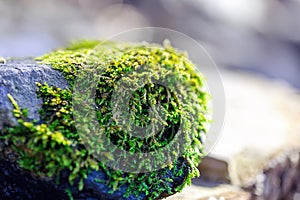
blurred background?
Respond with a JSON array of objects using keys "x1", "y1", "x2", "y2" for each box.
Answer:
[{"x1": 1, "y1": 0, "x2": 300, "y2": 88}]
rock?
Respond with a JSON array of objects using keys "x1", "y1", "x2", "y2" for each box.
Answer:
[
  {"x1": 0, "y1": 58, "x2": 69, "y2": 129},
  {"x1": 0, "y1": 160, "x2": 68, "y2": 200},
  {"x1": 0, "y1": 59, "x2": 189, "y2": 200},
  {"x1": 197, "y1": 157, "x2": 230, "y2": 184}
]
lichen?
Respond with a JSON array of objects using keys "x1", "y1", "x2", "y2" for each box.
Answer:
[{"x1": 1, "y1": 40, "x2": 210, "y2": 199}]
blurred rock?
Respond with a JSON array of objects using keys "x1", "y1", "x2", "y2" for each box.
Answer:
[
  {"x1": 244, "y1": 149, "x2": 300, "y2": 200},
  {"x1": 197, "y1": 157, "x2": 230, "y2": 184}
]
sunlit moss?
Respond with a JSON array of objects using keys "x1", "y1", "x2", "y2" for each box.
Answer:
[{"x1": 1, "y1": 40, "x2": 210, "y2": 199}]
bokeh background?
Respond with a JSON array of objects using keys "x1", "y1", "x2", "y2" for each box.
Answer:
[{"x1": 1, "y1": 0, "x2": 300, "y2": 88}]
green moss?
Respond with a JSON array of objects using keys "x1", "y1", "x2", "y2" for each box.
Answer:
[{"x1": 2, "y1": 40, "x2": 210, "y2": 199}]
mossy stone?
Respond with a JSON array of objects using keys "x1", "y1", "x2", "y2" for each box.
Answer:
[{"x1": 1, "y1": 40, "x2": 210, "y2": 200}]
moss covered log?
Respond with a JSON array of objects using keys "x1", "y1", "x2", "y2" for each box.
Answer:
[{"x1": 0, "y1": 40, "x2": 210, "y2": 200}]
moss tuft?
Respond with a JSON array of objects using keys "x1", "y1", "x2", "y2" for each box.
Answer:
[{"x1": 2, "y1": 40, "x2": 210, "y2": 199}]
